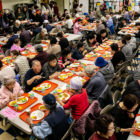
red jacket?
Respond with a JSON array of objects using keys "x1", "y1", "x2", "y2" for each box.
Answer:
[{"x1": 63, "y1": 89, "x2": 89, "y2": 120}]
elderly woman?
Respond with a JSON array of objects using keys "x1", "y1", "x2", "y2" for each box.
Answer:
[
  {"x1": 50, "y1": 25, "x2": 64, "y2": 36},
  {"x1": 89, "y1": 114, "x2": 116, "y2": 140},
  {"x1": 0, "y1": 77, "x2": 24, "y2": 109},
  {"x1": 63, "y1": 76, "x2": 89, "y2": 120}
]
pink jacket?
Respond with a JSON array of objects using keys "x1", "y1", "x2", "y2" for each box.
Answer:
[
  {"x1": 73, "y1": 22, "x2": 80, "y2": 34},
  {"x1": 0, "y1": 82, "x2": 24, "y2": 109},
  {"x1": 10, "y1": 44, "x2": 25, "y2": 52},
  {"x1": 73, "y1": 100, "x2": 101, "y2": 135}
]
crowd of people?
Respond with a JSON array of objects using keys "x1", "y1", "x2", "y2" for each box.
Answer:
[{"x1": 0, "y1": 1, "x2": 140, "y2": 140}]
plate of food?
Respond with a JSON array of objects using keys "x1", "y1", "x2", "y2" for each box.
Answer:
[
  {"x1": 56, "y1": 88, "x2": 63, "y2": 93},
  {"x1": 30, "y1": 110, "x2": 45, "y2": 120},
  {"x1": 85, "y1": 54, "x2": 94, "y2": 58},
  {"x1": 40, "y1": 83, "x2": 51, "y2": 90},
  {"x1": 67, "y1": 73, "x2": 73, "y2": 77},
  {"x1": 17, "y1": 96, "x2": 28, "y2": 104},
  {"x1": 9, "y1": 100, "x2": 17, "y2": 106},
  {"x1": 135, "y1": 122, "x2": 140, "y2": 131},
  {"x1": 70, "y1": 63, "x2": 79, "y2": 67},
  {"x1": 58, "y1": 92, "x2": 70, "y2": 101},
  {"x1": 58, "y1": 74, "x2": 68, "y2": 80},
  {"x1": 80, "y1": 77, "x2": 86, "y2": 83},
  {"x1": 36, "y1": 87, "x2": 42, "y2": 91},
  {"x1": 39, "y1": 105, "x2": 46, "y2": 111}
]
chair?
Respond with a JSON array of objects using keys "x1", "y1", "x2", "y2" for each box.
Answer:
[
  {"x1": 73, "y1": 100, "x2": 101, "y2": 140},
  {"x1": 98, "y1": 85, "x2": 113, "y2": 109},
  {"x1": 100, "y1": 104, "x2": 114, "y2": 115},
  {"x1": 113, "y1": 90, "x2": 121, "y2": 105},
  {"x1": 61, "y1": 119, "x2": 76, "y2": 140}
]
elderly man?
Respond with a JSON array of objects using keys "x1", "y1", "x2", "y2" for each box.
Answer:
[
  {"x1": 34, "y1": 28, "x2": 48, "y2": 44},
  {"x1": 106, "y1": 15, "x2": 114, "y2": 34},
  {"x1": 27, "y1": 94, "x2": 69, "y2": 140},
  {"x1": 84, "y1": 65, "x2": 107, "y2": 100},
  {"x1": 124, "y1": 11, "x2": 133, "y2": 23},
  {"x1": 24, "y1": 60, "x2": 45, "y2": 92},
  {"x1": 43, "y1": 20, "x2": 53, "y2": 32},
  {"x1": 95, "y1": 20, "x2": 105, "y2": 35},
  {"x1": 50, "y1": 25, "x2": 64, "y2": 36}
]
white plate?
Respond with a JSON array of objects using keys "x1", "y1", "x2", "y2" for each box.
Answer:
[
  {"x1": 40, "y1": 83, "x2": 51, "y2": 90},
  {"x1": 30, "y1": 110, "x2": 45, "y2": 120},
  {"x1": 17, "y1": 96, "x2": 28, "y2": 104},
  {"x1": 70, "y1": 63, "x2": 79, "y2": 67},
  {"x1": 58, "y1": 74, "x2": 68, "y2": 79}
]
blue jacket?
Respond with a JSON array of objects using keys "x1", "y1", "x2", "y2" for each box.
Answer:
[{"x1": 72, "y1": 48, "x2": 84, "y2": 60}]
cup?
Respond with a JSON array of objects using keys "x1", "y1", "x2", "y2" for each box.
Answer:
[{"x1": 26, "y1": 108, "x2": 31, "y2": 115}]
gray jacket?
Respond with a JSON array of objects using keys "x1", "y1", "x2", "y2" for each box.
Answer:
[{"x1": 98, "y1": 60, "x2": 114, "y2": 82}]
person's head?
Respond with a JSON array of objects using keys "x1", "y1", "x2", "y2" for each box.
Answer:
[
  {"x1": 43, "y1": 20, "x2": 49, "y2": 25},
  {"x1": 66, "y1": 15, "x2": 70, "y2": 20},
  {"x1": 15, "y1": 20, "x2": 21, "y2": 27},
  {"x1": 48, "y1": 54, "x2": 57, "y2": 67},
  {"x1": 35, "y1": 45, "x2": 43, "y2": 53},
  {"x1": 129, "y1": 11, "x2": 133, "y2": 16},
  {"x1": 42, "y1": 94, "x2": 56, "y2": 112},
  {"x1": 77, "y1": 42, "x2": 84, "y2": 52},
  {"x1": 95, "y1": 57, "x2": 108, "y2": 68},
  {"x1": 100, "y1": 29, "x2": 107, "y2": 38},
  {"x1": 13, "y1": 38, "x2": 20, "y2": 46},
  {"x1": 23, "y1": 6, "x2": 27, "y2": 12},
  {"x1": 2, "y1": 76, "x2": 16, "y2": 91},
  {"x1": 62, "y1": 48, "x2": 72, "y2": 59},
  {"x1": 110, "y1": 43, "x2": 119, "y2": 54},
  {"x1": 85, "y1": 15, "x2": 89, "y2": 21},
  {"x1": 50, "y1": 37, "x2": 57, "y2": 45},
  {"x1": 64, "y1": 9, "x2": 68, "y2": 14},
  {"x1": 85, "y1": 65, "x2": 96, "y2": 77},
  {"x1": 122, "y1": 18, "x2": 127, "y2": 24},
  {"x1": 44, "y1": 10, "x2": 49, "y2": 15},
  {"x1": 80, "y1": 4, "x2": 83, "y2": 7},
  {"x1": 122, "y1": 94, "x2": 139, "y2": 112},
  {"x1": 124, "y1": 34, "x2": 131, "y2": 42},
  {"x1": 70, "y1": 76, "x2": 83, "y2": 94},
  {"x1": 32, "y1": 10, "x2": 36, "y2": 16},
  {"x1": 0, "y1": 60, "x2": 3, "y2": 69},
  {"x1": 57, "y1": 32, "x2": 63, "y2": 39},
  {"x1": 94, "y1": 114, "x2": 115, "y2": 138},
  {"x1": 77, "y1": 18, "x2": 82, "y2": 24},
  {"x1": 106, "y1": 15, "x2": 110, "y2": 20},
  {"x1": 87, "y1": 33, "x2": 96, "y2": 44},
  {"x1": 135, "y1": 22, "x2": 140, "y2": 29},
  {"x1": 32, "y1": 60, "x2": 42, "y2": 74},
  {"x1": 118, "y1": 39, "x2": 126, "y2": 48},
  {"x1": 17, "y1": 7, "x2": 21, "y2": 13},
  {"x1": 109, "y1": 7, "x2": 112, "y2": 12},
  {"x1": 11, "y1": 50, "x2": 20, "y2": 59},
  {"x1": 96, "y1": 20, "x2": 100, "y2": 27},
  {"x1": 41, "y1": 28, "x2": 47, "y2": 37}
]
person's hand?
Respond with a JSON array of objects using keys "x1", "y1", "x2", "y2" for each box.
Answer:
[
  {"x1": 128, "y1": 113, "x2": 135, "y2": 119},
  {"x1": 34, "y1": 75, "x2": 42, "y2": 80},
  {"x1": 26, "y1": 118, "x2": 33, "y2": 124},
  {"x1": 79, "y1": 72, "x2": 86, "y2": 77},
  {"x1": 10, "y1": 94, "x2": 16, "y2": 100},
  {"x1": 64, "y1": 61, "x2": 70, "y2": 66},
  {"x1": 125, "y1": 128, "x2": 136, "y2": 133},
  {"x1": 83, "y1": 50, "x2": 87, "y2": 55}
]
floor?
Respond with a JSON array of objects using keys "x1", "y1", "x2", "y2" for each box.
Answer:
[{"x1": 0, "y1": 118, "x2": 28, "y2": 140}]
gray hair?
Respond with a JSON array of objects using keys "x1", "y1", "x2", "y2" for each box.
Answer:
[
  {"x1": 85, "y1": 65, "x2": 95, "y2": 75},
  {"x1": 2, "y1": 76, "x2": 15, "y2": 86}
]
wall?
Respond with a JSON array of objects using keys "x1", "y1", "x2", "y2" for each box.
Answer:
[
  {"x1": 54, "y1": 0, "x2": 64, "y2": 13},
  {"x1": 2, "y1": 0, "x2": 33, "y2": 10}
]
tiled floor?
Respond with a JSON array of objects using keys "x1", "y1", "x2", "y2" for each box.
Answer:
[{"x1": 0, "y1": 118, "x2": 29, "y2": 140}]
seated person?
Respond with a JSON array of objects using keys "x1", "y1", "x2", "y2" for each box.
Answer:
[
  {"x1": 65, "y1": 15, "x2": 73, "y2": 30},
  {"x1": 84, "y1": 65, "x2": 106, "y2": 100},
  {"x1": 108, "y1": 94, "x2": 139, "y2": 140},
  {"x1": 63, "y1": 76, "x2": 89, "y2": 120},
  {"x1": 43, "y1": 54, "x2": 61, "y2": 80},
  {"x1": 13, "y1": 20, "x2": 22, "y2": 33},
  {"x1": 72, "y1": 42, "x2": 87, "y2": 60},
  {"x1": 123, "y1": 79, "x2": 140, "y2": 100},
  {"x1": 0, "y1": 60, "x2": 15, "y2": 83},
  {"x1": 34, "y1": 28, "x2": 48, "y2": 44},
  {"x1": 89, "y1": 114, "x2": 116, "y2": 140},
  {"x1": 117, "y1": 18, "x2": 127, "y2": 32},
  {"x1": 27, "y1": 94, "x2": 69, "y2": 140},
  {"x1": 106, "y1": 15, "x2": 114, "y2": 34},
  {"x1": 73, "y1": 19, "x2": 82, "y2": 35},
  {"x1": 135, "y1": 22, "x2": 140, "y2": 41},
  {"x1": 0, "y1": 77, "x2": 24, "y2": 109},
  {"x1": 124, "y1": 34, "x2": 136, "y2": 51},
  {"x1": 43, "y1": 20, "x2": 53, "y2": 32},
  {"x1": 95, "y1": 57, "x2": 114, "y2": 82},
  {"x1": 110, "y1": 43, "x2": 125, "y2": 69},
  {"x1": 24, "y1": 60, "x2": 45, "y2": 92},
  {"x1": 46, "y1": 37, "x2": 61, "y2": 58},
  {"x1": 50, "y1": 25, "x2": 64, "y2": 36},
  {"x1": 58, "y1": 48, "x2": 75, "y2": 69},
  {"x1": 97, "y1": 29, "x2": 108, "y2": 44},
  {"x1": 57, "y1": 32, "x2": 69, "y2": 50},
  {"x1": 119, "y1": 38, "x2": 133, "y2": 60},
  {"x1": 10, "y1": 38, "x2": 25, "y2": 52},
  {"x1": 84, "y1": 33, "x2": 97, "y2": 52},
  {"x1": 28, "y1": 45, "x2": 48, "y2": 67},
  {"x1": 11, "y1": 50, "x2": 30, "y2": 85},
  {"x1": 96, "y1": 20, "x2": 105, "y2": 35}
]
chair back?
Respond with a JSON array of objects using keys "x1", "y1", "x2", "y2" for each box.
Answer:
[
  {"x1": 113, "y1": 90, "x2": 121, "y2": 105},
  {"x1": 100, "y1": 104, "x2": 114, "y2": 115}
]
